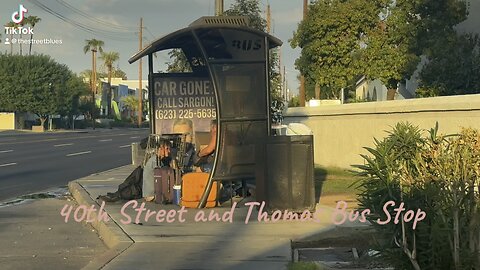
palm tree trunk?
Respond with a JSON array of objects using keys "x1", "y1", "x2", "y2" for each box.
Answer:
[
  {"x1": 91, "y1": 50, "x2": 96, "y2": 130},
  {"x1": 19, "y1": 32, "x2": 23, "y2": 56},
  {"x1": 29, "y1": 31, "x2": 34, "y2": 55},
  {"x1": 10, "y1": 33, "x2": 13, "y2": 55},
  {"x1": 108, "y1": 67, "x2": 112, "y2": 117},
  {"x1": 93, "y1": 51, "x2": 97, "y2": 94}
]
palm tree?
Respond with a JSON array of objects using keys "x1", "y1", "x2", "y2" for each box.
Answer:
[
  {"x1": 121, "y1": 95, "x2": 139, "y2": 123},
  {"x1": 83, "y1": 39, "x2": 104, "y2": 129},
  {"x1": 79, "y1": 69, "x2": 94, "y2": 85},
  {"x1": 79, "y1": 69, "x2": 105, "y2": 93},
  {"x1": 112, "y1": 68, "x2": 127, "y2": 80},
  {"x1": 99, "y1": 51, "x2": 120, "y2": 116},
  {"x1": 17, "y1": 20, "x2": 27, "y2": 55},
  {"x1": 83, "y1": 39, "x2": 104, "y2": 95},
  {"x1": 5, "y1": 21, "x2": 16, "y2": 55},
  {"x1": 25, "y1": 16, "x2": 41, "y2": 55}
]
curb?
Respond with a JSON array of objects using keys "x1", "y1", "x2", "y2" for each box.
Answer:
[
  {"x1": 87, "y1": 165, "x2": 134, "y2": 176},
  {"x1": 68, "y1": 181, "x2": 133, "y2": 270}
]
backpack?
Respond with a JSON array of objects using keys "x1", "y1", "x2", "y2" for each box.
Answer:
[
  {"x1": 117, "y1": 166, "x2": 144, "y2": 200},
  {"x1": 98, "y1": 166, "x2": 143, "y2": 202}
]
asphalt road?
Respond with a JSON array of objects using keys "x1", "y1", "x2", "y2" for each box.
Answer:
[{"x1": 0, "y1": 128, "x2": 149, "y2": 202}]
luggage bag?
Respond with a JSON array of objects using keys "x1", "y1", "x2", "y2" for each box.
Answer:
[
  {"x1": 154, "y1": 166, "x2": 175, "y2": 204},
  {"x1": 181, "y1": 172, "x2": 217, "y2": 208}
]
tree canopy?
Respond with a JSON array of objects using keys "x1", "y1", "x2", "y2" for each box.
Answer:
[
  {"x1": 164, "y1": 0, "x2": 284, "y2": 123},
  {"x1": 83, "y1": 39, "x2": 104, "y2": 54},
  {"x1": 223, "y1": 0, "x2": 267, "y2": 31},
  {"x1": 223, "y1": 0, "x2": 282, "y2": 104},
  {"x1": 99, "y1": 51, "x2": 120, "y2": 73},
  {"x1": 418, "y1": 33, "x2": 480, "y2": 96},
  {"x1": 166, "y1": 49, "x2": 191, "y2": 73},
  {"x1": 291, "y1": 0, "x2": 470, "y2": 97},
  {"x1": 0, "y1": 54, "x2": 88, "y2": 127},
  {"x1": 166, "y1": 0, "x2": 268, "y2": 73},
  {"x1": 121, "y1": 95, "x2": 139, "y2": 123},
  {"x1": 291, "y1": 0, "x2": 379, "y2": 91}
]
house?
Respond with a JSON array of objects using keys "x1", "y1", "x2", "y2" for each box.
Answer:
[
  {"x1": 355, "y1": 75, "x2": 418, "y2": 101},
  {"x1": 98, "y1": 78, "x2": 148, "y2": 119}
]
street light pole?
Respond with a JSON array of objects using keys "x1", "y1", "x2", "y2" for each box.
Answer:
[{"x1": 138, "y1": 17, "x2": 143, "y2": 127}]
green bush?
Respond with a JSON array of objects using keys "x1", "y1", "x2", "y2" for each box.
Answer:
[{"x1": 355, "y1": 122, "x2": 480, "y2": 269}]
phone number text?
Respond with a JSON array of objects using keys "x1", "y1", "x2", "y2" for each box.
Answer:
[{"x1": 155, "y1": 108, "x2": 216, "y2": 120}]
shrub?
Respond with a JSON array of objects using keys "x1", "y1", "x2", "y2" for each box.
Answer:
[{"x1": 355, "y1": 122, "x2": 480, "y2": 269}]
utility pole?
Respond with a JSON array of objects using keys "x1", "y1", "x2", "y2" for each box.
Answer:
[
  {"x1": 299, "y1": 0, "x2": 308, "y2": 107},
  {"x1": 283, "y1": 66, "x2": 287, "y2": 101},
  {"x1": 279, "y1": 48, "x2": 283, "y2": 100},
  {"x1": 266, "y1": 4, "x2": 271, "y2": 33},
  {"x1": 91, "y1": 49, "x2": 97, "y2": 130},
  {"x1": 279, "y1": 48, "x2": 282, "y2": 77},
  {"x1": 138, "y1": 17, "x2": 143, "y2": 127},
  {"x1": 215, "y1": 0, "x2": 224, "y2": 16}
]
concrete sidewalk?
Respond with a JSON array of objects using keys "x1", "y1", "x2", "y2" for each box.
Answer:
[
  {"x1": 68, "y1": 165, "x2": 344, "y2": 270},
  {"x1": 0, "y1": 192, "x2": 108, "y2": 270}
]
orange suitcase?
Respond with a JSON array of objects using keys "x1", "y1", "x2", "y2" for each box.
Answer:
[{"x1": 181, "y1": 172, "x2": 217, "y2": 208}]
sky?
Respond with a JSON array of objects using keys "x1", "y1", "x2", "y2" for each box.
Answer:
[
  {"x1": 1, "y1": 0, "x2": 478, "y2": 98},
  {"x1": 0, "y1": 0, "x2": 304, "y2": 94}
]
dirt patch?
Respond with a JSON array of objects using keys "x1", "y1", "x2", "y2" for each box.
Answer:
[
  {"x1": 319, "y1": 194, "x2": 359, "y2": 210},
  {"x1": 292, "y1": 226, "x2": 375, "y2": 250}
]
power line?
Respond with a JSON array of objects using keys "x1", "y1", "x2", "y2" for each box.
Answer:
[
  {"x1": 27, "y1": 0, "x2": 135, "y2": 41},
  {"x1": 54, "y1": 0, "x2": 136, "y2": 32},
  {"x1": 144, "y1": 26, "x2": 156, "y2": 40}
]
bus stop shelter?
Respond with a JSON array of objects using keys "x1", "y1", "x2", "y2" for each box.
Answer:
[{"x1": 129, "y1": 16, "x2": 302, "y2": 208}]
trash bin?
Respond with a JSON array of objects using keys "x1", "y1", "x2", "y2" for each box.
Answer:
[{"x1": 255, "y1": 135, "x2": 315, "y2": 212}]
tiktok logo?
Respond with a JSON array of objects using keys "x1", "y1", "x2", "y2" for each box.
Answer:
[{"x1": 12, "y1": 4, "x2": 28, "y2": 24}]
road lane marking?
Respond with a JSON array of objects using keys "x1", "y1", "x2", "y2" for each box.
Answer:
[
  {"x1": 54, "y1": 143, "x2": 73, "y2": 147},
  {"x1": 0, "y1": 132, "x2": 148, "y2": 146},
  {"x1": 0, "y1": 162, "x2": 17, "y2": 167},
  {"x1": 99, "y1": 139, "x2": 113, "y2": 142},
  {"x1": 119, "y1": 145, "x2": 131, "y2": 148},
  {"x1": 0, "y1": 150, "x2": 13, "y2": 153},
  {"x1": 130, "y1": 136, "x2": 140, "y2": 139},
  {"x1": 66, "y1": 151, "x2": 92, "y2": 157}
]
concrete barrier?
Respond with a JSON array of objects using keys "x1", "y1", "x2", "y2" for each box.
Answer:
[
  {"x1": 284, "y1": 94, "x2": 480, "y2": 169},
  {"x1": 131, "y1": 143, "x2": 145, "y2": 166}
]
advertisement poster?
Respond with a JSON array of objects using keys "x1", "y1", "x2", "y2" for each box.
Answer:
[{"x1": 152, "y1": 76, "x2": 216, "y2": 137}]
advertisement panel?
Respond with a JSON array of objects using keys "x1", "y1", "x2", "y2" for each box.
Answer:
[{"x1": 152, "y1": 75, "x2": 216, "y2": 138}]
